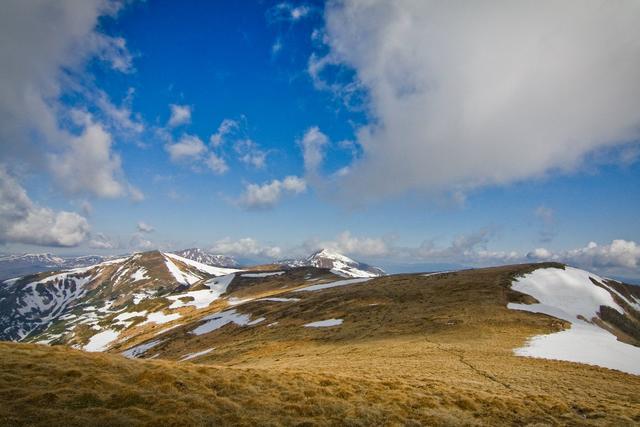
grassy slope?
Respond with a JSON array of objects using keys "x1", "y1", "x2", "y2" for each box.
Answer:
[{"x1": 2, "y1": 263, "x2": 640, "y2": 426}]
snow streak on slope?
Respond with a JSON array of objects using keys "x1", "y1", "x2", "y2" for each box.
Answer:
[
  {"x1": 304, "y1": 318, "x2": 343, "y2": 327},
  {"x1": 163, "y1": 256, "x2": 201, "y2": 286},
  {"x1": 163, "y1": 252, "x2": 239, "y2": 277},
  {"x1": 294, "y1": 277, "x2": 371, "y2": 292},
  {"x1": 508, "y1": 266, "x2": 640, "y2": 375},
  {"x1": 191, "y1": 309, "x2": 265, "y2": 336}
]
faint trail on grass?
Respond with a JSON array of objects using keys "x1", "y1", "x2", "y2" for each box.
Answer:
[{"x1": 426, "y1": 338, "x2": 513, "y2": 391}]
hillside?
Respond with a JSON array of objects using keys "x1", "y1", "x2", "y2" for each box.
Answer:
[{"x1": 1, "y1": 261, "x2": 639, "y2": 425}]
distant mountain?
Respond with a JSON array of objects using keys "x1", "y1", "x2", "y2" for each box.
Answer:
[
  {"x1": 0, "y1": 253, "x2": 119, "y2": 281},
  {"x1": 173, "y1": 248, "x2": 239, "y2": 268},
  {"x1": 0, "y1": 250, "x2": 239, "y2": 343},
  {"x1": 280, "y1": 248, "x2": 385, "y2": 278}
]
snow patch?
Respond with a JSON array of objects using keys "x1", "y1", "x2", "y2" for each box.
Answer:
[
  {"x1": 84, "y1": 329, "x2": 119, "y2": 352},
  {"x1": 121, "y1": 339, "x2": 163, "y2": 359},
  {"x1": 241, "y1": 271, "x2": 285, "y2": 278},
  {"x1": 142, "y1": 311, "x2": 181, "y2": 325},
  {"x1": 191, "y1": 309, "x2": 265, "y2": 336},
  {"x1": 304, "y1": 318, "x2": 343, "y2": 328},
  {"x1": 130, "y1": 268, "x2": 149, "y2": 282},
  {"x1": 167, "y1": 274, "x2": 235, "y2": 309},
  {"x1": 294, "y1": 277, "x2": 371, "y2": 292},
  {"x1": 179, "y1": 347, "x2": 214, "y2": 361}
]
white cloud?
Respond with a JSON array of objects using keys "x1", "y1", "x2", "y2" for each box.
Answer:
[
  {"x1": 562, "y1": 240, "x2": 640, "y2": 271},
  {"x1": 205, "y1": 153, "x2": 229, "y2": 175},
  {"x1": 137, "y1": 221, "x2": 154, "y2": 233},
  {"x1": 527, "y1": 248, "x2": 553, "y2": 260},
  {"x1": 239, "y1": 176, "x2": 306, "y2": 209},
  {"x1": 168, "y1": 104, "x2": 191, "y2": 127},
  {"x1": 317, "y1": 1, "x2": 640, "y2": 203},
  {"x1": 235, "y1": 139, "x2": 267, "y2": 169},
  {"x1": 0, "y1": 168, "x2": 89, "y2": 247},
  {"x1": 210, "y1": 237, "x2": 281, "y2": 258},
  {"x1": 210, "y1": 118, "x2": 239, "y2": 147},
  {"x1": 91, "y1": 33, "x2": 134, "y2": 73},
  {"x1": 95, "y1": 88, "x2": 144, "y2": 136},
  {"x1": 0, "y1": 1, "x2": 136, "y2": 200},
  {"x1": 165, "y1": 134, "x2": 230, "y2": 175},
  {"x1": 49, "y1": 111, "x2": 127, "y2": 198},
  {"x1": 317, "y1": 231, "x2": 389, "y2": 257},
  {"x1": 282, "y1": 176, "x2": 307, "y2": 193},
  {"x1": 268, "y1": 3, "x2": 312, "y2": 23},
  {"x1": 89, "y1": 232, "x2": 120, "y2": 250},
  {"x1": 299, "y1": 127, "x2": 328, "y2": 181},
  {"x1": 165, "y1": 135, "x2": 207, "y2": 162},
  {"x1": 129, "y1": 232, "x2": 154, "y2": 250}
]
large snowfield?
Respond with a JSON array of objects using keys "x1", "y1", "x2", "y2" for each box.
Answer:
[{"x1": 508, "y1": 267, "x2": 640, "y2": 375}]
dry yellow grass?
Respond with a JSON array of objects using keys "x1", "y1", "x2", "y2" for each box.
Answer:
[{"x1": 2, "y1": 263, "x2": 640, "y2": 426}]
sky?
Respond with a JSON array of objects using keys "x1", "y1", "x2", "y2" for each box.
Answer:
[{"x1": 1, "y1": 0, "x2": 639, "y2": 280}]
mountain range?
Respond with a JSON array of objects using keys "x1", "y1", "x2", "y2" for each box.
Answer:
[
  {"x1": 0, "y1": 253, "x2": 119, "y2": 282},
  {"x1": 1, "y1": 251, "x2": 639, "y2": 424}
]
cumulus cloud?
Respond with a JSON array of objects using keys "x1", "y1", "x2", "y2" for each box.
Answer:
[
  {"x1": 239, "y1": 176, "x2": 306, "y2": 209},
  {"x1": 210, "y1": 118, "x2": 239, "y2": 147},
  {"x1": 210, "y1": 237, "x2": 282, "y2": 258},
  {"x1": 0, "y1": 169, "x2": 89, "y2": 247},
  {"x1": 526, "y1": 248, "x2": 553, "y2": 260},
  {"x1": 316, "y1": 231, "x2": 389, "y2": 257},
  {"x1": 234, "y1": 139, "x2": 267, "y2": 169},
  {"x1": 129, "y1": 232, "x2": 154, "y2": 250},
  {"x1": 94, "y1": 88, "x2": 145, "y2": 137},
  {"x1": 300, "y1": 127, "x2": 328, "y2": 181},
  {"x1": 205, "y1": 153, "x2": 229, "y2": 175},
  {"x1": 561, "y1": 240, "x2": 640, "y2": 271},
  {"x1": 267, "y1": 3, "x2": 312, "y2": 23},
  {"x1": 165, "y1": 133, "x2": 229, "y2": 175},
  {"x1": 167, "y1": 104, "x2": 191, "y2": 127},
  {"x1": 49, "y1": 111, "x2": 127, "y2": 198},
  {"x1": 165, "y1": 134, "x2": 207, "y2": 162},
  {"x1": 89, "y1": 232, "x2": 120, "y2": 250},
  {"x1": 316, "y1": 1, "x2": 640, "y2": 203},
  {"x1": 0, "y1": 0, "x2": 137, "y2": 200},
  {"x1": 136, "y1": 221, "x2": 154, "y2": 233}
]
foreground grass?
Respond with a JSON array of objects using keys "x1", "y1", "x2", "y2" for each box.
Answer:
[{"x1": 1, "y1": 340, "x2": 639, "y2": 426}]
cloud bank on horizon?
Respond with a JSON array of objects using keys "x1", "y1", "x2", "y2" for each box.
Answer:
[{"x1": 0, "y1": 0, "x2": 639, "y2": 280}]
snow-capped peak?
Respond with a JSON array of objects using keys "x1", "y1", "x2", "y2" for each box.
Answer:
[
  {"x1": 306, "y1": 248, "x2": 355, "y2": 264},
  {"x1": 283, "y1": 248, "x2": 385, "y2": 278}
]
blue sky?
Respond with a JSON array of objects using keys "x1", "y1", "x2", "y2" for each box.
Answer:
[{"x1": 1, "y1": 1, "x2": 639, "y2": 279}]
